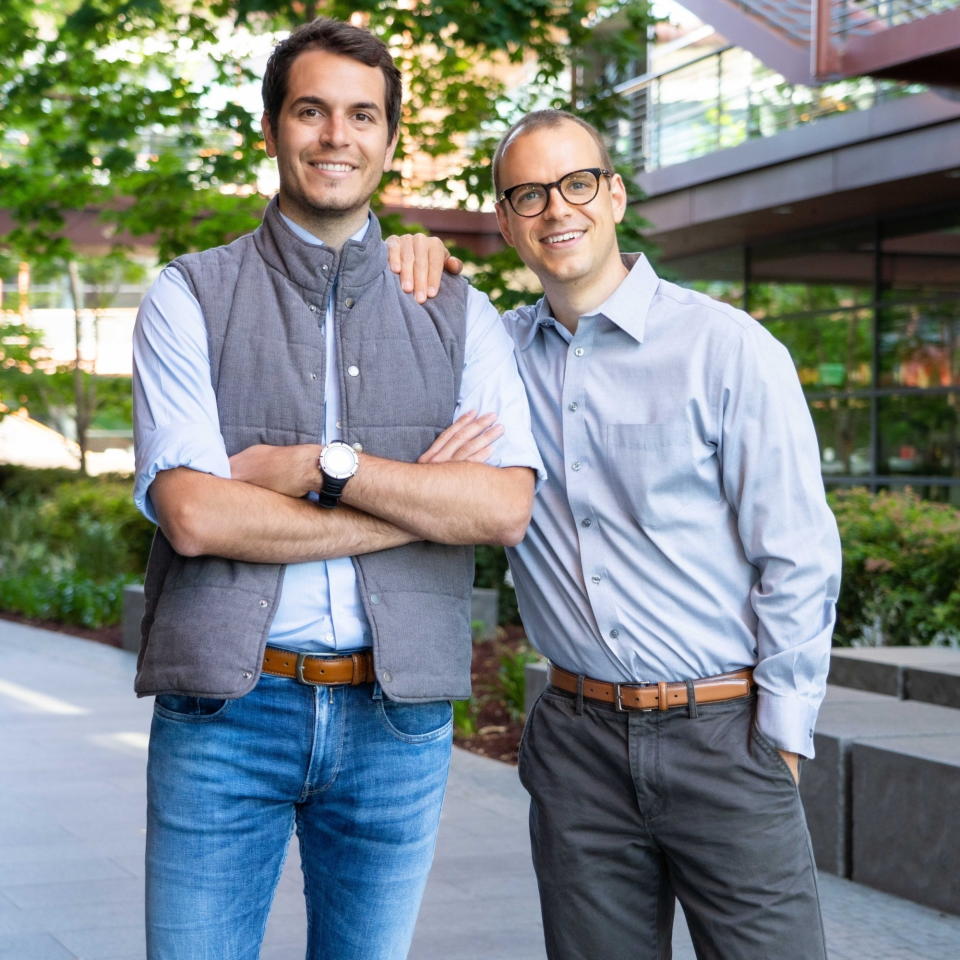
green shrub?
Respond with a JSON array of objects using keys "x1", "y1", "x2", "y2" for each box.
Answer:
[
  {"x1": 0, "y1": 468, "x2": 151, "y2": 629},
  {"x1": 474, "y1": 544, "x2": 520, "y2": 625},
  {"x1": 829, "y1": 487, "x2": 960, "y2": 647},
  {"x1": 497, "y1": 643, "x2": 540, "y2": 721}
]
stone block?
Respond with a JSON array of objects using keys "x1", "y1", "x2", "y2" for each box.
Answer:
[
  {"x1": 828, "y1": 646, "x2": 960, "y2": 705},
  {"x1": 905, "y1": 660, "x2": 960, "y2": 710},
  {"x1": 801, "y1": 688, "x2": 960, "y2": 877},
  {"x1": 828, "y1": 649, "x2": 904, "y2": 697},
  {"x1": 851, "y1": 735, "x2": 960, "y2": 915},
  {"x1": 470, "y1": 587, "x2": 499, "y2": 641},
  {"x1": 524, "y1": 660, "x2": 548, "y2": 717},
  {"x1": 121, "y1": 584, "x2": 145, "y2": 654}
]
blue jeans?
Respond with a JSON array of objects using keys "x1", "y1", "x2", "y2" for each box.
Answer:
[{"x1": 145, "y1": 673, "x2": 453, "y2": 960}]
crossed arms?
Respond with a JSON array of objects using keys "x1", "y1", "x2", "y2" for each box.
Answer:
[{"x1": 151, "y1": 411, "x2": 535, "y2": 563}]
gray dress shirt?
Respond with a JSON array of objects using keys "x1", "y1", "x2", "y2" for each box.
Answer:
[{"x1": 504, "y1": 254, "x2": 841, "y2": 757}]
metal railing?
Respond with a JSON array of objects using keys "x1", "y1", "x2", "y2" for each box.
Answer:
[
  {"x1": 616, "y1": 46, "x2": 923, "y2": 171},
  {"x1": 723, "y1": 0, "x2": 960, "y2": 42}
]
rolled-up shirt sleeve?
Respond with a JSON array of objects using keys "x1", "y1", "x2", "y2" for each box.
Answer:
[
  {"x1": 460, "y1": 287, "x2": 545, "y2": 488},
  {"x1": 133, "y1": 267, "x2": 231, "y2": 524},
  {"x1": 718, "y1": 323, "x2": 842, "y2": 758}
]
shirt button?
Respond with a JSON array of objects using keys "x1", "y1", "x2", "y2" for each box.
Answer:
[
  {"x1": 324, "y1": 632, "x2": 335, "y2": 643},
  {"x1": 345, "y1": 297, "x2": 355, "y2": 308},
  {"x1": 609, "y1": 628, "x2": 620, "y2": 639},
  {"x1": 568, "y1": 401, "x2": 578, "y2": 412},
  {"x1": 571, "y1": 461, "x2": 581, "y2": 471},
  {"x1": 591, "y1": 575, "x2": 601, "y2": 584},
  {"x1": 581, "y1": 518, "x2": 592, "y2": 527},
  {"x1": 241, "y1": 670, "x2": 253, "y2": 680},
  {"x1": 347, "y1": 365, "x2": 360, "y2": 377},
  {"x1": 352, "y1": 442, "x2": 363, "y2": 452},
  {"x1": 381, "y1": 670, "x2": 393, "y2": 683},
  {"x1": 258, "y1": 599, "x2": 268, "y2": 608},
  {"x1": 310, "y1": 372, "x2": 318, "y2": 380},
  {"x1": 370, "y1": 593, "x2": 381, "y2": 605},
  {"x1": 574, "y1": 347, "x2": 585, "y2": 357},
  {"x1": 336, "y1": 420, "x2": 343, "y2": 429},
  {"x1": 322, "y1": 264, "x2": 329, "y2": 272},
  {"x1": 309, "y1": 303, "x2": 317, "y2": 312}
]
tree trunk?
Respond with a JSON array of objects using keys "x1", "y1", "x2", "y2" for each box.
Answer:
[{"x1": 66, "y1": 259, "x2": 90, "y2": 475}]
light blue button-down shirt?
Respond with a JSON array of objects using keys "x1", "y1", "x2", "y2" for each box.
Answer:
[
  {"x1": 133, "y1": 214, "x2": 543, "y2": 654},
  {"x1": 503, "y1": 254, "x2": 841, "y2": 757}
]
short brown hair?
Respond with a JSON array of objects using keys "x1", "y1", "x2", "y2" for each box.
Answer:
[
  {"x1": 492, "y1": 110, "x2": 615, "y2": 195},
  {"x1": 261, "y1": 18, "x2": 402, "y2": 141}
]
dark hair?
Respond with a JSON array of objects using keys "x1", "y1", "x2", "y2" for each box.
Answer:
[
  {"x1": 261, "y1": 18, "x2": 402, "y2": 141},
  {"x1": 492, "y1": 109, "x2": 615, "y2": 194}
]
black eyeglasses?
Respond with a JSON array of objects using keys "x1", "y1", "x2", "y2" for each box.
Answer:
[{"x1": 497, "y1": 167, "x2": 613, "y2": 217}]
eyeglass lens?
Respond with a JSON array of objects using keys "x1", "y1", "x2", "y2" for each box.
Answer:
[{"x1": 509, "y1": 169, "x2": 601, "y2": 216}]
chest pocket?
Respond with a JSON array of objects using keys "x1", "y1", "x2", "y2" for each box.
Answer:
[{"x1": 604, "y1": 421, "x2": 720, "y2": 528}]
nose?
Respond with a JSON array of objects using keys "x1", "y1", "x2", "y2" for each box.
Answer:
[
  {"x1": 542, "y1": 183, "x2": 570, "y2": 219},
  {"x1": 320, "y1": 111, "x2": 350, "y2": 148}
]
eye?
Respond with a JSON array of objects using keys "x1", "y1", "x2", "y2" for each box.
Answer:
[
  {"x1": 516, "y1": 185, "x2": 544, "y2": 204},
  {"x1": 353, "y1": 111, "x2": 374, "y2": 123},
  {"x1": 564, "y1": 175, "x2": 593, "y2": 193}
]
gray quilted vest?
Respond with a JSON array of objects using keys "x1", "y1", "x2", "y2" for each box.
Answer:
[{"x1": 135, "y1": 199, "x2": 473, "y2": 702}]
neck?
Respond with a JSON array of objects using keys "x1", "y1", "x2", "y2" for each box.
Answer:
[
  {"x1": 542, "y1": 257, "x2": 629, "y2": 333},
  {"x1": 277, "y1": 197, "x2": 370, "y2": 250}
]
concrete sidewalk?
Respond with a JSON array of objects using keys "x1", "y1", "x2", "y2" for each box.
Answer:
[{"x1": 1, "y1": 621, "x2": 959, "y2": 959}]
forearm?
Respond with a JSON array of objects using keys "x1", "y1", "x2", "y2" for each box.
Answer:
[
  {"x1": 342, "y1": 454, "x2": 534, "y2": 546},
  {"x1": 151, "y1": 467, "x2": 417, "y2": 562}
]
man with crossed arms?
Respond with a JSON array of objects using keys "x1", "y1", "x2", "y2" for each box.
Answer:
[
  {"x1": 133, "y1": 19, "x2": 540, "y2": 960},
  {"x1": 391, "y1": 109, "x2": 841, "y2": 960}
]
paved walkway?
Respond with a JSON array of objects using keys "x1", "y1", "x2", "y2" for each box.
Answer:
[{"x1": 2, "y1": 620, "x2": 959, "y2": 959}]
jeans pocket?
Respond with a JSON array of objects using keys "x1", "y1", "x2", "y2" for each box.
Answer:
[
  {"x1": 377, "y1": 698, "x2": 453, "y2": 744},
  {"x1": 154, "y1": 694, "x2": 231, "y2": 722}
]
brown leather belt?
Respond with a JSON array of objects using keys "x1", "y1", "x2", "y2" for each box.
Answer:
[
  {"x1": 548, "y1": 663, "x2": 754, "y2": 712},
  {"x1": 262, "y1": 646, "x2": 375, "y2": 686}
]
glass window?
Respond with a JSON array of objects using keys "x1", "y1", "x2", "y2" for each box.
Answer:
[
  {"x1": 810, "y1": 395, "x2": 872, "y2": 477},
  {"x1": 879, "y1": 300, "x2": 960, "y2": 388},
  {"x1": 765, "y1": 309, "x2": 872, "y2": 390},
  {"x1": 878, "y1": 393, "x2": 960, "y2": 479}
]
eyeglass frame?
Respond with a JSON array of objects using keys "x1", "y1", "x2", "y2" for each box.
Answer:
[{"x1": 496, "y1": 167, "x2": 614, "y2": 217}]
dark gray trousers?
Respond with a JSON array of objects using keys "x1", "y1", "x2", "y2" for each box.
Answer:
[{"x1": 518, "y1": 687, "x2": 826, "y2": 960}]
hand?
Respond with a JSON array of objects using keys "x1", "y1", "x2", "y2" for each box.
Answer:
[
  {"x1": 385, "y1": 233, "x2": 464, "y2": 303},
  {"x1": 418, "y1": 411, "x2": 504, "y2": 464},
  {"x1": 229, "y1": 443, "x2": 322, "y2": 498},
  {"x1": 778, "y1": 749, "x2": 800, "y2": 785}
]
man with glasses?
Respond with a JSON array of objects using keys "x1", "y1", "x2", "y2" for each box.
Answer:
[{"x1": 390, "y1": 109, "x2": 841, "y2": 960}]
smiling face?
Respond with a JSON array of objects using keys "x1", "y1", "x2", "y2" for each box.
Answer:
[
  {"x1": 261, "y1": 48, "x2": 398, "y2": 242},
  {"x1": 495, "y1": 119, "x2": 627, "y2": 321}
]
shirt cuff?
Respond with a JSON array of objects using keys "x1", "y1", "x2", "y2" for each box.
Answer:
[
  {"x1": 134, "y1": 424, "x2": 231, "y2": 524},
  {"x1": 755, "y1": 690, "x2": 820, "y2": 759}
]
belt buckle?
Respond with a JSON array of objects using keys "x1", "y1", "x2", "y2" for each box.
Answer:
[
  {"x1": 615, "y1": 680, "x2": 653, "y2": 712},
  {"x1": 295, "y1": 653, "x2": 350, "y2": 687}
]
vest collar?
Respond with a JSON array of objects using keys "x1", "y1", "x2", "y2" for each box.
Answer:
[{"x1": 253, "y1": 196, "x2": 387, "y2": 293}]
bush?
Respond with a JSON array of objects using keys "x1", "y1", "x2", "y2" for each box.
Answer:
[
  {"x1": 0, "y1": 469, "x2": 151, "y2": 629},
  {"x1": 829, "y1": 487, "x2": 960, "y2": 647}
]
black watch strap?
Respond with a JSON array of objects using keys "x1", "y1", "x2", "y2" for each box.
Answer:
[{"x1": 318, "y1": 476, "x2": 348, "y2": 509}]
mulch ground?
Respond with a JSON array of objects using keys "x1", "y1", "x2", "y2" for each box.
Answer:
[
  {"x1": 454, "y1": 627, "x2": 529, "y2": 765},
  {"x1": 0, "y1": 611, "x2": 527, "y2": 764}
]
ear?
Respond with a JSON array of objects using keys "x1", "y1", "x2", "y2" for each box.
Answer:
[
  {"x1": 383, "y1": 129, "x2": 399, "y2": 170},
  {"x1": 261, "y1": 113, "x2": 277, "y2": 159},
  {"x1": 495, "y1": 201, "x2": 515, "y2": 247},
  {"x1": 609, "y1": 172, "x2": 627, "y2": 225}
]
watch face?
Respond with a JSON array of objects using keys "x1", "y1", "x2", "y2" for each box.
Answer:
[{"x1": 321, "y1": 443, "x2": 358, "y2": 480}]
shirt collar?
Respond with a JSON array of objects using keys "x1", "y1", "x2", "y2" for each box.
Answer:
[
  {"x1": 515, "y1": 252, "x2": 660, "y2": 350},
  {"x1": 279, "y1": 210, "x2": 371, "y2": 247}
]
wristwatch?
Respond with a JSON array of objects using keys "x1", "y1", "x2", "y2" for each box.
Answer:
[{"x1": 317, "y1": 440, "x2": 359, "y2": 509}]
